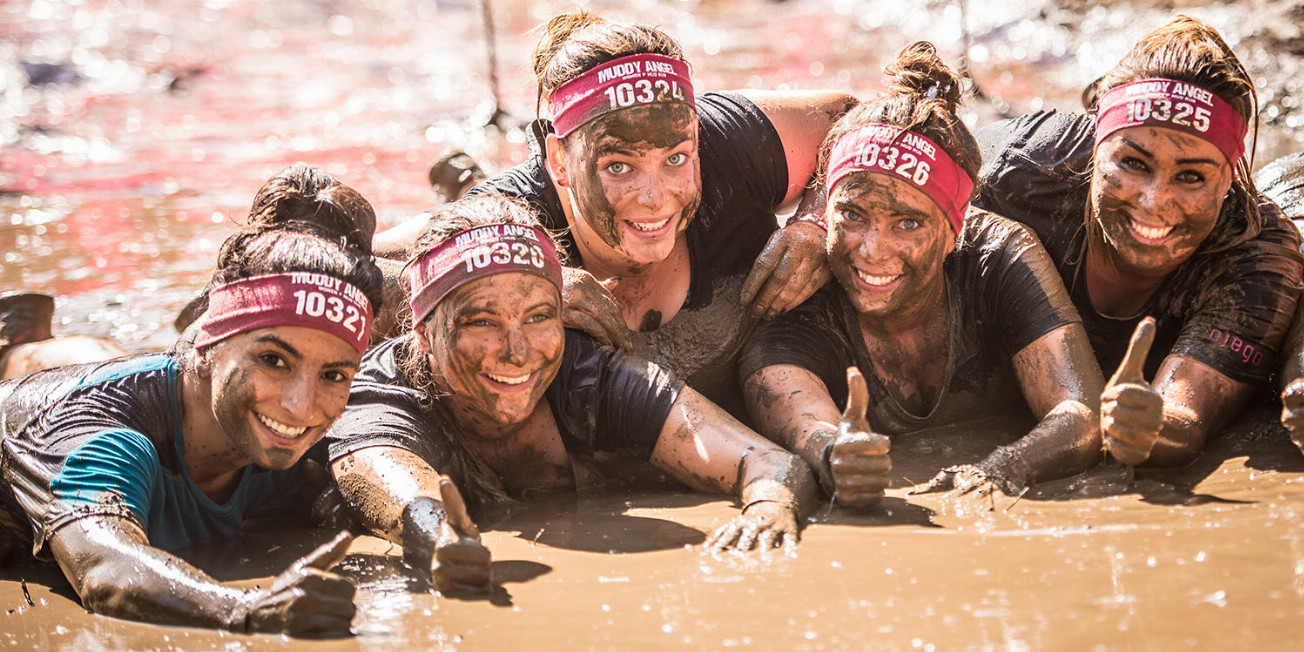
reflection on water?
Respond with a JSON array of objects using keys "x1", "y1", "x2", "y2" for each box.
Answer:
[{"x1": 3, "y1": 0, "x2": 1304, "y2": 647}]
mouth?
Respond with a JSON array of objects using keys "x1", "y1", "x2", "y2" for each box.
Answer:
[
  {"x1": 855, "y1": 269, "x2": 903, "y2": 290},
  {"x1": 482, "y1": 369, "x2": 538, "y2": 392},
  {"x1": 255, "y1": 411, "x2": 310, "y2": 442},
  {"x1": 1126, "y1": 218, "x2": 1174, "y2": 245},
  {"x1": 623, "y1": 214, "x2": 675, "y2": 238}
]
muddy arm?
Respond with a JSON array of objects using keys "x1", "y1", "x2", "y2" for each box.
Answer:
[
  {"x1": 741, "y1": 364, "x2": 843, "y2": 487},
  {"x1": 48, "y1": 516, "x2": 355, "y2": 635},
  {"x1": 372, "y1": 212, "x2": 432, "y2": 259},
  {"x1": 735, "y1": 89, "x2": 857, "y2": 205},
  {"x1": 1006, "y1": 324, "x2": 1106, "y2": 486},
  {"x1": 331, "y1": 446, "x2": 490, "y2": 592},
  {"x1": 1145, "y1": 355, "x2": 1252, "y2": 467},
  {"x1": 649, "y1": 386, "x2": 818, "y2": 517}
]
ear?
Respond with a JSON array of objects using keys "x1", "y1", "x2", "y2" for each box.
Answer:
[
  {"x1": 544, "y1": 134, "x2": 570, "y2": 188},
  {"x1": 413, "y1": 321, "x2": 434, "y2": 355}
]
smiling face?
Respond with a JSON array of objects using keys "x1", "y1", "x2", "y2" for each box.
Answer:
[
  {"x1": 546, "y1": 103, "x2": 701, "y2": 276},
  {"x1": 826, "y1": 173, "x2": 955, "y2": 321},
  {"x1": 418, "y1": 272, "x2": 564, "y2": 436},
  {"x1": 1090, "y1": 125, "x2": 1235, "y2": 279},
  {"x1": 206, "y1": 326, "x2": 359, "y2": 470}
]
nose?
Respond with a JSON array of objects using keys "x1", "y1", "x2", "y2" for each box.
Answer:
[
  {"x1": 279, "y1": 370, "x2": 316, "y2": 421},
  {"x1": 1137, "y1": 179, "x2": 1178, "y2": 219},
  {"x1": 856, "y1": 225, "x2": 890, "y2": 263},
  {"x1": 635, "y1": 170, "x2": 668, "y2": 208},
  {"x1": 500, "y1": 325, "x2": 529, "y2": 366}
]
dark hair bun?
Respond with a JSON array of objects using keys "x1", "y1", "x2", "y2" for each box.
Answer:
[{"x1": 884, "y1": 41, "x2": 964, "y2": 113}]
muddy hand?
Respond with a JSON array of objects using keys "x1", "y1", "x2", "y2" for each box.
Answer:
[
  {"x1": 912, "y1": 464, "x2": 1001, "y2": 497},
  {"x1": 561, "y1": 267, "x2": 632, "y2": 350},
  {"x1": 706, "y1": 500, "x2": 800, "y2": 554},
  {"x1": 432, "y1": 476, "x2": 492, "y2": 595},
  {"x1": 243, "y1": 531, "x2": 357, "y2": 637},
  {"x1": 826, "y1": 366, "x2": 891, "y2": 509},
  {"x1": 1280, "y1": 377, "x2": 1304, "y2": 454},
  {"x1": 740, "y1": 221, "x2": 830, "y2": 317},
  {"x1": 1101, "y1": 317, "x2": 1162, "y2": 466}
]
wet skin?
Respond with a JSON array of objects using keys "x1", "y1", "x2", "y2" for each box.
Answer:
[
  {"x1": 1086, "y1": 126, "x2": 1234, "y2": 316},
  {"x1": 1086, "y1": 126, "x2": 1252, "y2": 467},
  {"x1": 828, "y1": 173, "x2": 954, "y2": 413},
  {"x1": 745, "y1": 172, "x2": 1103, "y2": 499},
  {"x1": 45, "y1": 325, "x2": 364, "y2": 635},
  {"x1": 546, "y1": 103, "x2": 701, "y2": 277}
]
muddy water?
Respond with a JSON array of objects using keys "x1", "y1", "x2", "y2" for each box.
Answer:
[{"x1": 4, "y1": 0, "x2": 1304, "y2": 648}]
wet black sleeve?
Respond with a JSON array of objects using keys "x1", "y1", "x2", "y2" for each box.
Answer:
[
  {"x1": 324, "y1": 338, "x2": 454, "y2": 471},
  {"x1": 549, "y1": 331, "x2": 685, "y2": 458},
  {"x1": 1167, "y1": 200, "x2": 1304, "y2": 384},
  {"x1": 973, "y1": 111, "x2": 1094, "y2": 260},
  {"x1": 966, "y1": 212, "x2": 1082, "y2": 356},
  {"x1": 697, "y1": 92, "x2": 790, "y2": 211},
  {"x1": 737, "y1": 289, "x2": 849, "y2": 394}
]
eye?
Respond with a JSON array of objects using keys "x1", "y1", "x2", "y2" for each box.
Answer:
[
  {"x1": 1121, "y1": 156, "x2": 1149, "y2": 173},
  {"x1": 897, "y1": 218, "x2": 922, "y2": 231},
  {"x1": 468, "y1": 318, "x2": 495, "y2": 328},
  {"x1": 835, "y1": 207, "x2": 863, "y2": 224},
  {"x1": 667, "y1": 152, "x2": 687, "y2": 166},
  {"x1": 258, "y1": 352, "x2": 288, "y2": 369},
  {"x1": 1174, "y1": 170, "x2": 1206, "y2": 185},
  {"x1": 525, "y1": 311, "x2": 556, "y2": 325},
  {"x1": 322, "y1": 369, "x2": 353, "y2": 384},
  {"x1": 605, "y1": 161, "x2": 630, "y2": 175}
]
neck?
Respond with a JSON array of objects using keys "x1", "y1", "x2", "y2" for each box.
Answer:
[
  {"x1": 178, "y1": 366, "x2": 247, "y2": 501},
  {"x1": 1083, "y1": 237, "x2": 1166, "y2": 317}
]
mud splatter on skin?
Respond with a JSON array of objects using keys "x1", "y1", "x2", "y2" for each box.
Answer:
[
  {"x1": 423, "y1": 274, "x2": 564, "y2": 439},
  {"x1": 827, "y1": 174, "x2": 954, "y2": 416},
  {"x1": 637, "y1": 310, "x2": 662, "y2": 332},
  {"x1": 1088, "y1": 128, "x2": 1232, "y2": 296},
  {"x1": 561, "y1": 103, "x2": 700, "y2": 261}
]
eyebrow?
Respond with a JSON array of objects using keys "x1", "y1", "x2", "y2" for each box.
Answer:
[
  {"x1": 252, "y1": 333, "x2": 359, "y2": 370},
  {"x1": 1120, "y1": 138, "x2": 1220, "y2": 166}
]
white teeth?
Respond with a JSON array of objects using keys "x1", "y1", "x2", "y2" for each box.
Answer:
[
  {"x1": 1131, "y1": 220, "x2": 1173, "y2": 240},
  {"x1": 257, "y1": 413, "x2": 308, "y2": 438},
  {"x1": 856, "y1": 270, "x2": 900, "y2": 286},
  {"x1": 629, "y1": 216, "x2": 671, "y2": 232},
  {"x1": 486, "y1": 372, "x2": 530, "y2": 385}
]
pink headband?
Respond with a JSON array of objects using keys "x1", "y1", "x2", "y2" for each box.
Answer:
[
  {"x1": 196, "y1": 273, "x2": 373, "y2": 356},
  {"x1": 1094, "y1": 78, "x2": 1247, "y2": 165},
  {"x1": 408, "y1": 223, "x2": 564, "y2": 324},
  {"x1": 549, "y1": 53, "x2": 695, "y2": 138},
  {"x1": 827, "y1": 123, "x2": 973, "y2": 233}
]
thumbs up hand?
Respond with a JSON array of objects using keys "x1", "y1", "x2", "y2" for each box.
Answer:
[
  {"x1": 822, "y1": 366, "x2": 892, "y2": 510},
  {"x1": 431, "y1": 476, "x2": 492, "y2": 595},
  {"x1": 1101, "y1": 317, "x2": 1164, "y2": 465}
]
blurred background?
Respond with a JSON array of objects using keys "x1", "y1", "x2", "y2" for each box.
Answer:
[{"x1": 2, "y1": 0, "x2": 1302, "y2": 352}]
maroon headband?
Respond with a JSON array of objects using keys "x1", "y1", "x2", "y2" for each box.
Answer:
[
  {"x1": 549, "y1": 53, "x2": 695, "y2": 138},
  {"x1": 195, "y1": 273, "x2": 373, "y2": 356},
  {"x1": 408, "y1": 223, "x2": 564, "y2": 324},
  {"x1": 1094, "y1": 78, "x2": 1247, "y2": 165},
  {"x1": 827, "y1": 123, "x2": 973, "y2": 233}
]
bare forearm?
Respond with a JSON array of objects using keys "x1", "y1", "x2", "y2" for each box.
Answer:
[
  {"x1": 992, "y1": 401, "x2": 1101, "y2": 484},
  {"x1": 737, "y1": 448, "x2": 818, "y2": 519}
]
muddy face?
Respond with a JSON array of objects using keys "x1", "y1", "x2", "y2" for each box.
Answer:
[
  {"x1": 419, "y1": 273, "x2": 564, "y2": 436},
  {"x1": 1090, "y1": 126, "x2": 1234, "y2": 279},
  {"x1": 207, "y1": 326, "x2": 359, "y2": 470},
  {"x1": 553, "y1": 103, "x2": 700, "y2": 276},
  {"x1": 826, "y1": 173, "x2": 954, "y2": 321}
]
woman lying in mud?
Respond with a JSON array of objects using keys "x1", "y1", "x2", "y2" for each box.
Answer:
[
  {"x1": 374, "y1": 10, "x2": 854, "y2": 417},
  {"x1": 0, "y1": 181, "x2": 386, "y2": 635},
  {"x1": 739, "y1": 43, "x2": 1104, "y2": 506},
  {"x1": 0, "y1": 291, "x2": 125, "y2": 380},
  {"x1": 328, "y1": 193, "x2": 818, "y2": 593},
  {"x1": 974, "y1": 16, "x2": 1304, "y2": 468}
]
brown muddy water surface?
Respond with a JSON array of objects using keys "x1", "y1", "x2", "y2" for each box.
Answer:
[{"x1": 4, "y1": 0, "x2": 1304, "y2": 648}]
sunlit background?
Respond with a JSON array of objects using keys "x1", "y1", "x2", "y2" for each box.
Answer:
[{"x1": 3, "y1": 0, "x2": 1302, "y2": 352}]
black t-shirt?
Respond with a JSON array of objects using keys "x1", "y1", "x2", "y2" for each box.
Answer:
[
  {"x1": 467, "y1": 92, "x2": 789, "y2": 416},
  {"x1": 0, "y1": 355, "x2": 312, "y2": 561},
  {"x1": 975, "y1": 110, "x2": 1304, "y2": 384},
  {"x1": 325, "y1": 330, "x2": 684, "y2": 511},
  {"x1": 739, "y1": 212, "x2": 1079, "y2": 433}
]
